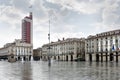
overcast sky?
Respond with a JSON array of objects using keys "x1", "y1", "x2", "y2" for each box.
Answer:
[{"x1": 0, "y1": 0, "x2": 120, "y2": 49}]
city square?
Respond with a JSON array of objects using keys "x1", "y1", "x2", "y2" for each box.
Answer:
[
  {"x1": 0, "y1": 0, "x2": 120, "y2": 80},
  {"x1": 0, "y1": 61, "x2": 120, "y2": 80}
]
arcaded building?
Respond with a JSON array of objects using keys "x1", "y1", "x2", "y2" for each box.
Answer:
[
  {"x1": 85, "y1": 29, "x2": 120, "y2": 62},
  {"x1": 0, "y1": 39, "x2": 33, "y2": 61},
  {"x1": 42, "y1": 38, "x2": 85, "y2": 61}
]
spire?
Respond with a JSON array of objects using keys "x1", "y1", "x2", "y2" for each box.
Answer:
[{"x1": 29, "y1": 12, "x2": 32, "y2": 20}]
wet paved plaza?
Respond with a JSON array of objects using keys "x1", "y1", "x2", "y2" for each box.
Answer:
[{"x1": 0, "y1": 61, "x2": 120, "y2": 80}]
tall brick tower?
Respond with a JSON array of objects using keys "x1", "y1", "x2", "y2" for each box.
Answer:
[{"x1": 22, "y1": 12, "x2": 33, "y2": 44}]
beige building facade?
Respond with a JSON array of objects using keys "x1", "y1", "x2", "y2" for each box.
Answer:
[
  {"x1": 0, "y1": 39, "x2": 33, "y2": 61},
  {"x1": 42, "y1": 38, "x2": 85, "y2": 61},
  {"x1": 85, "y1": 29, "x2": 120, "y2": 62}
]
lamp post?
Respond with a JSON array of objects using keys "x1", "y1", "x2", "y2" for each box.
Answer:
[{"x1": 48, "y1": 19, "x2": 51, "y2": 66}]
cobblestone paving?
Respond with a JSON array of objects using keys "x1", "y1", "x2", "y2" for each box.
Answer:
[{"x1": 0, "y1": 61, "x2": 120, "y2": 80}]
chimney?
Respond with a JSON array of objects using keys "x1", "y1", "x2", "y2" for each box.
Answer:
[{"x1": 63, "y1": 37, "x2": 65, "y2": 41}]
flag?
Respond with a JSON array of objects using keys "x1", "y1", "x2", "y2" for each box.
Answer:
[
  {"x1": 118, "y1": 45, "x2": 120, "y2": 50},
  {"x1": 112, "y1": 44, "x2": 115, "y2": 51}
]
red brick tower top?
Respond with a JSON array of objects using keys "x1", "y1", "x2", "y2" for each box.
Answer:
[{"x1": 22, "y1": 12, "x2": 33, "y2": 44}]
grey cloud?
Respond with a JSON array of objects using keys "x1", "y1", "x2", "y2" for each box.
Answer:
[
  {"x1": 92, "y1": 0, "x2": 120, "y2": 31},
  {"x1": 7, "y1": 12, "x2": 20, "y2": 19},
  {"x1": 102, "y1": 0, "x2": 120, "y2": 27},
  {"x1": 46, "y1": 0, "x2": 104, "y2": 14},
  {"x1": 77, "y1": 0, "x2": 89, "y2": 2},
  {"x1": 43, "y1": 0, "x2": 62, "y2": 11},
  {"x1": 0, "y1": 0, "x2": 12, "y2": 6},
  {"x1": 1, "y1": 0, "x2": 120, "y2": 48},
  {"x1": 12, "y1": 0, "x2": 30, "y2": 13},
  {"x1": 32, "y1": 0, "x2": 47, "y2": 18}
]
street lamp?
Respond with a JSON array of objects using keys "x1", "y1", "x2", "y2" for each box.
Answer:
[{"x1": 48, "y1": 19, "x2": 51, "y2": 66}]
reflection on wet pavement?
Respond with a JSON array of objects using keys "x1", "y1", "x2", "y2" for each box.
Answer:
[{"x1": 0, "y1": 61, "x2": 120, "y2": 80}]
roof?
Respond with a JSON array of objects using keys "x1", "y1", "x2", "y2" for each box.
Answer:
[{"x1": 42, "y1": 38, "x2": 85, "y2": 47}]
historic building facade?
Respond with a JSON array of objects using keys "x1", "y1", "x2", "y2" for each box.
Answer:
[
  {"x1": 0, "y1": 39, "x2": 33, "y2": 61},
  {"x1": 85, "y1": 29, "x2": 120, "y2": 62},
  {"x1": 33, "y1": 48, "x2": 42, "y2": 61},
  {"x1": 42, "y1": 38, "x2": 85, "y2": 61}
]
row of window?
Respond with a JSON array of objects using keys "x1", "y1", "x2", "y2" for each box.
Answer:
[{"x1": 97, "y1": 30, "x2": 120, "y2": 37}]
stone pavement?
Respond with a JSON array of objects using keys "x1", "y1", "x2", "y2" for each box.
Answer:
[{"x1": 0, "y1": 61, "x2": 120, "y2": 80}]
